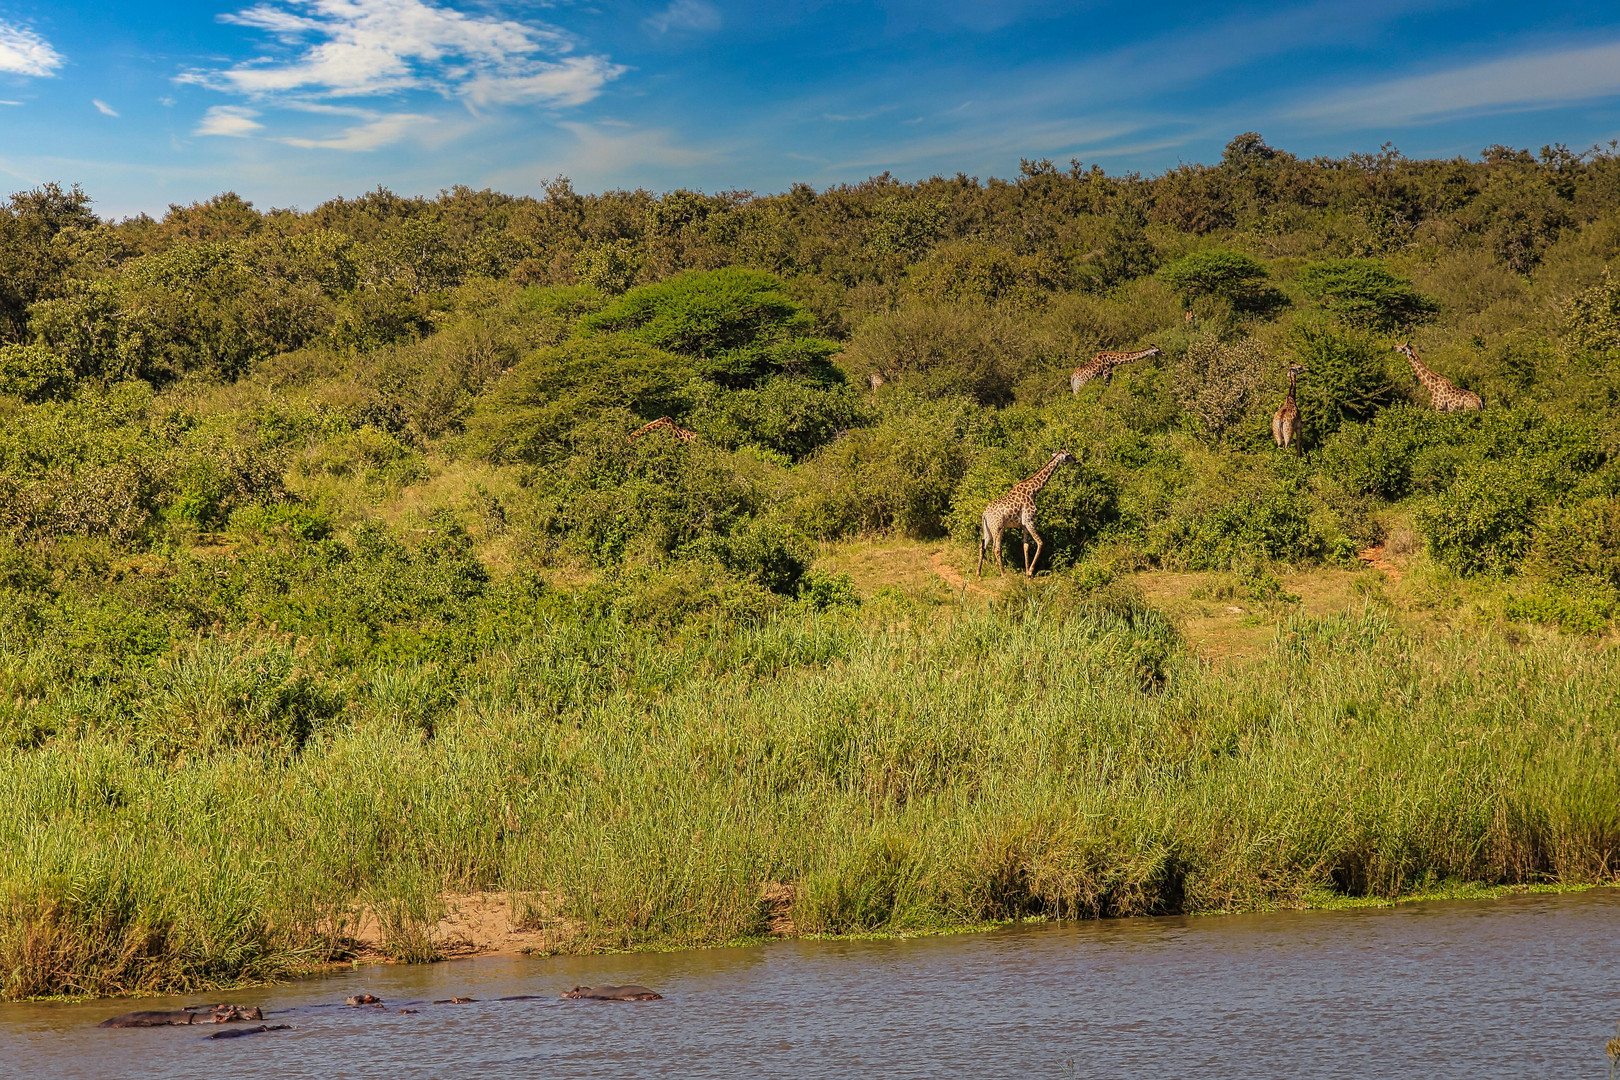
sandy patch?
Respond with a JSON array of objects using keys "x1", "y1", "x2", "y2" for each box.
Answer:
[{"x1": 345, "y1": 892, "x2": 568, "y2": 961}]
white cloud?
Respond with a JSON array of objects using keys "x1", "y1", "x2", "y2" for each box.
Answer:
[
  {"x1": 182, "y1": 0, "x2": 624, "y2": 107},
  {"x1": 282, "y1": 110, "x2": 430, "y2": 150},
  {"x1": 644, "y1": 0, "x2": 722, "y2": 36},
  {"x1": 1293, "y1": 40, "x2": 1620, "y2": 127},
  {"x1": 93, "y1": 99, "x2": 119, "y2": 117},
  {"x1": 196, "y1": 105, "x2": 265, "y2": 137},
  {"x1": 462, "y1": 55, "x2": 622, "y2": 107},
  {"x1": 556, "y1": 120, "x2": 716, "y2": 173},
  {"x1": 0, "y1": 99, "x2": 22, "y2": 106},
  {"x1": 0, "y1": 20, "x2": 63, "y2": 77}
]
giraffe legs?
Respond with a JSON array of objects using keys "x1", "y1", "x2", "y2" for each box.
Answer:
[
  {"x1": 1020, "y1": 511, "x2": 1044, "y2": 577},
  {"x1": 978, "y1": 518, "x2": 1005, "y2": 577}
]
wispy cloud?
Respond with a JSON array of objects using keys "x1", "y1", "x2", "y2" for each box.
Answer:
[
  {"x1": 93, "y1": 99, "x2": 119, "y2": 117},
  {"x1": 0, "y1": 20, "x2": 62, "y2": 77},
  {"x1": 557, "y1": 120, "x2": 717, "y2": 173},
  {"x1": 644, "y1": 0, "x2": 722, "y2": 36},
  {"x1": 181, "y1": 0, "x2": 624, "y2": 107},
  {"x1": 826, "y1": 118, "x2": 1145, "y2": 172},
  {"x1": 1292, "y1": 40, "x2": 1620, "y2": 127},
  {"x1": 195, "y1": 104, "x2": 264, "y2": 137},
  {"x1": 282, "y1": 110, "x2": 430, "y2": 150}
]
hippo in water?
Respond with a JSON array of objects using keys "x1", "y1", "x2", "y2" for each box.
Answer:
[
  {"x1": 99, "y1": 1005, "x2": 262, "y2": 1028},
  {"x1": 345, "y1": 994, "x2": 382, "y2": 1006},
  {"x1": 203, "y1": 1024, "x2": 290, "y2": 1040},
  {"x1": 560, "y1": 986, "x2": 662, "y2": 1001}
]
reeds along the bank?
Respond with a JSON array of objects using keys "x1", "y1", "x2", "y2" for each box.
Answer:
[{"x1": 1, "y1": 601, "x2": 1617, "y2": 999}]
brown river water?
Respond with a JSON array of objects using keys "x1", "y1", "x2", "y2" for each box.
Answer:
[{"x1": 2, "y1": 888, "x2": 1616, "y2": 1079}]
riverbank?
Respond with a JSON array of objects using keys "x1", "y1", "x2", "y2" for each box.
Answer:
[
  {"x1": 7, "y1": 889, "x2": 1618, "y2": 1080},
  {"x1": 3, "y1": 565, "x2": 1617, "y2": 1001}
]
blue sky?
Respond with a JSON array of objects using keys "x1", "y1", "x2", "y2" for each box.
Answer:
[{"x1": 4, "y1": 1, "x2": 1620, "y2": 218}]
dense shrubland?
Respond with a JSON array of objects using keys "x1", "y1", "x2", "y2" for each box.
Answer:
[{"x1": 1, "y1": 135, "x2": 1618, "y2": 998}]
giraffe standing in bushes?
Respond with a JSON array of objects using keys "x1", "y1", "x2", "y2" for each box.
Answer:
[
  {"x1": 627, "y1": 416, "x2": 697, "y2": 443},
  {"x1": 977, "y1": 449, "x2": 1072, "y2": 578},
  {"x1": 1394, "y1": 344, "x2": 1482, "y2": 412},
  {"x1": 1070, "y1": 345, "x2": 1162, "y2": 394},
  {"x1": 1272, "y1": 363, "x2": 1306, "y2": 451}
]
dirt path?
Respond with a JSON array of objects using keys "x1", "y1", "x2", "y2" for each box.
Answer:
[
  {"x1": 1357, "y1": 545, "x2": 1404, "y2": 582},
  {"x1": 930, "y1": 551, "x2": 991, "y2": 596}
]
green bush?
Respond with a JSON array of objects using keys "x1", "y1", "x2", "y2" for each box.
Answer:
[
  {"x1": 1526, "y1": 497, "x2": 1620, "y2": 585},
  {"x1": 464, "y1": 337, "x2": 695, "y2": 464},
  {"x1": 577, "y1": 268, "x2": 839, "y2": 388},
  {"x1": 905, "y1": 241, "x2": 1065, "y2": 310},
  {"x1": 1289, "y1": 322, "x2": 1401, "y2": 437},
  {"x1": 791, "y1": 394, "x2": 983, "y2": 539},
  {"x1": 1174, "y1": 337, "x2": 1268, "y2": 442},
  {"x1": 1505, "y1": 578, "x2": 1619, "y2": 634},
  {"x1": 1296, "y1": 259, "x2": 1438, "y2": 330},
  {"x1": 1158, "y1": 248, "x2": 1282, "y2": 313},
  {"x1": 0, "y1": 344, "x2": 73, "y2": 402},
  {"x1": 1562, "y1": 270, "x2": 1620, "y2": 369},
  {"x1": 1417, "y1": 461, "x2": 1539, "y2": 575},
  {"x1": 1156, "y1": 484, "x2": 1324, "y2": 569},
  {"x1": 1317, "y1": 406, "x2": 1449, "y2": 499},
  {"x1": 837, "y1": 303, "x2": 1029, "y2": 406},
  {"x1": 521, "y1": 433, "x2": 774, "y2": 569},
  {"x1": 796, "y1": 569, "x2": 861, "y2": 610},
  {"x1": 687, "y1": 378, "x2": 866, "y2": 460}
]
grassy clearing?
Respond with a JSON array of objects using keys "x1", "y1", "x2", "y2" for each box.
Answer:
[{"x1": 2, "y1": 574, "x2": 1615, "y2": 1000}]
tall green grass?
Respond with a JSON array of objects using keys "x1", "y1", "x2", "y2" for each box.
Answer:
[{"x1": 2, "y1": 593, "x2": 1616, "y2": 999}]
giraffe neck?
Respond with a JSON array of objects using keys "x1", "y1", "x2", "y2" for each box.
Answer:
[
  {"x1": 1286, "y1": 371, "x2": 1298, "y2": 405},
  {"x1": 1402, "y1": 350, "x2": 1444, "y2": 390},
  {"x1": 1020, "y1": 457, "x2": 1063, "y2": 498}
]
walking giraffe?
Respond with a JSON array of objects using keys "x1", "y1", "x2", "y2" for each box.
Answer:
[
  {"x1": 1070, "y1": 345, "x2": 1162, "y2": 394},
  {"x1": 627, "y1": 416, "x2": 697, "y2": 442},
  {"x1": 1394, "y1": 344, "x2": 1482, "y2": 412},
  {"x1": 976, "y1": 449, "x2": 1073, "y2": 578},
  {"x1": 1272, "y1": 363, "x2": 1307, "y2": 451}
]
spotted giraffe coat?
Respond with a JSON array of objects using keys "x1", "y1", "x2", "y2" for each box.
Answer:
[
  {"x1": 1272, "y1": 364, "x2": 1306, "y2": 450},
  {"x1": 1394, "y1": 344, "x2": 1482, "y2": 412},
  {"x1": 977, "y1": 450, "x2": 1072, "y2": 578},
  {"x1": 1071, "y1": 346, "x2": 1162, "y2": 394},
  {"x1": 627, "y1": 416, "x2": 698, "y2": 442}
]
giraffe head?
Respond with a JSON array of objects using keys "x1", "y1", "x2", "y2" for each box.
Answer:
[
  {"x1": 1392, "y1": 342, "x2": 1416, "y2": 360},
  {"x1": 1051, "y1": 448, "x2": 1073, "y2": 465},
  {"x1": 1143, "y1": 344, "x2": 1163, "y2": 358},
  {"x1": 1184, "y1": 311, "x2": 1194, "y2": 323},
  {"x1": 1287, "y1": 363, "x2": 1307, "y2": 378}
]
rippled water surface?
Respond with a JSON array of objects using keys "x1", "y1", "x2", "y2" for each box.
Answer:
[{"x1": 3, "y1": 889, "x2": 1617, "y2": 1079}]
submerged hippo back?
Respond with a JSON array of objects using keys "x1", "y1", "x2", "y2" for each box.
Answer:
[
  {"x1": 561, "y1": 985, "x2": 662, "y2": 1001},
  {"x1": 98, "y1": 1004, "x2": 262, "y2": 1028}
]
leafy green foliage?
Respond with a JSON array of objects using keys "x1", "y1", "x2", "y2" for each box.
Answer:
[
  {"x1": 1562, "y1": 270, "x2": 1620, "y2": 368},
  {"x1": 1158, "y1": 248, "x2": 1281, "y2": 312},
  {"x1": 1417, "y1": 461, "x2": 1539, "y2": 575},
  {"x1": 578, "y1": 268, "x2": 839, "y2": 388},
  {"x1": 791, "y1": 395, "x2": 982, "y2": 538},
  {"x1": 837, "y1": 303, "x2": 1028, "y2": 406},
  {"x1": 905, "y1": 241, "x2": 1066, "y2": 309},
  {"x1": 0, "y1": 344, "x2": 73, "y2": 402},
  {"x1": 1526, "y1": 497, "x2": 1620, "y2": 585},
  {"x1": 1288, "y1": 322, "x2": 1401, "y2": 437},
  {"x1": 1296, "y1": 259, "x2": 1438, "y2": 330},
  {"x1": 465, "y1": 337, "x2": 695, "y2": 464}
]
